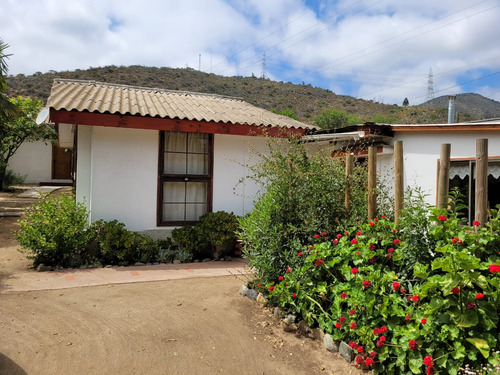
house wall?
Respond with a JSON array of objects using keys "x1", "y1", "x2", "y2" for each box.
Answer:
[
  {"x1": 387, "y1": 131, "x2": 500, "y2": 206},
  {"x1": 8, "y1": 141, "x2": 52, "y2": 183},
  {"x1": 75, "y1": 127, "x2": 269, "y2": 232}
]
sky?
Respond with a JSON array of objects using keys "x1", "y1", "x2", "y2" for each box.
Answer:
[{"x1": 2, "y1": 0, "x2": 500, "y2": 105}]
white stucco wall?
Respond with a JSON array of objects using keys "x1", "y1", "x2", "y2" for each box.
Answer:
[
  {"x1": 76, "y1": 128, "x2": 270, "y2": 231},
  {"x1": 388, "y1": 131, "x2": 500, "y2": 206},
  {"x1": 8, "y1": 141, "x2": 52, "y2": 183}
]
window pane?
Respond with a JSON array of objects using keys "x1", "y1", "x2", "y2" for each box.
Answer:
[
  {"x1": 163, "y1": 182, "x2": 185, "y2": 202},
  {"x1": 188, "y1": 133, "x2": 209, "y2": 153},
  {"x1": 163, "y1": 204, "x2": 185, "y2": 221},
  {"x1": 187, "y1": 154, "x2": 208, "y2": 175},
  {"x1": 186, "y1": 182, "x2": 207, "y2": 203},
  {"x1": 164, "y1": 153, "x2": 187, "y2": 174},
  {"x1": 185, "y1": 204, "x2": 208, "y2": 221},
  {"x1": 165, "y1": 131, "x2": 186, "y2": 152}
]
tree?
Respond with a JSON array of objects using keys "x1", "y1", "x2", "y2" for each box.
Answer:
[
  {"x1": 313, "y1": 108, "x2": 362, "y2": 130},
  {"x1": 402, "y1": 97, "x2": 409, "y2": 107},
  {"x1": 0, "y1": 39, "x2": 18, "y2": 120},
  {"x1": 269, "y1": 108, "x2": 300, "y2": 120},
  {"x1": 0, "y1": 96, "x2": 56, "y2": 190}
]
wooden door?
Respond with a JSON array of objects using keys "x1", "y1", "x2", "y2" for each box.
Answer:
[{"x1": 52, "y1": 145, "x2": 73, "y2": 180}]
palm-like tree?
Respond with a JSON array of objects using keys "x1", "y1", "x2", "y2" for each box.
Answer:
[{"x1": 0, "y1": 38, "x2": 18, "y2": 120}]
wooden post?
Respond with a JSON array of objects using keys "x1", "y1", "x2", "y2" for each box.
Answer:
[
  {"x1": 437, "y1": 144, "x2": 451, "y2": 209},
  {"x1": 345, "y1": 154, "x2": 353, "y2": 212},
  {"x1": 394, "y1": 141, "x2": 404, "y2": 225},
  {"x1": 475, "y1": 139, "x2": 488, "y2": 227},
  {"x1": 368, "y1": 146, "x2": 377, "y2": 220}
]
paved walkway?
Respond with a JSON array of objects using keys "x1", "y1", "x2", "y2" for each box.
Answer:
[{"x1": 0, "y1": 258, "x2": 250, "y2": 293}]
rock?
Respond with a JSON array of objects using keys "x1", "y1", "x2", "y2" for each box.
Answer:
[
  {"x1": 238, "y1": 285, "x2": 249, "y2": 297},
  {"x1": 202, "y1": 258, "x2": 211, "y2": 263},
  {"x1": 105, "y1": 265, "x2": 113, "y2": 268},
  {"x1": 273, "y1": 307, "x2": 284, "y2": 319},
  {"x1": 79, "y1": 264, "x2": 87, "y2": 269},
  {"x1": 193, "y1": 259, "x2": 200, "y2": 263},
  {"x1": 246, "y1": 289, "x2": 258, "y2": 300},
  {"x1": 297, "y1": 320, "x2": 311, "y2": 336},
  {"x1": 324, "y1": 334, "x2": 339, "y2": 352},
  {"x1": 172, "y1": 260, "x2": 181, "y2": 264},
  {"x1": 256, "y1": 293, "x2": 267, "y2": 307},
  {"x1": 339, "y1": 341, "x2": 354, "y2": 362},
  {"x1": 224, "y1": 256, "x2": 233, "y2": 261},
  {"x1": 153, "y1": 262, "x2": 159, "y2": 265},
  {"x1": 36, "y1": 264, "x2": 51, "y2": 272},
  {"x1": 282, "y1": 320, "x2": 298, "y2": 333},
  {"x1": 284, "y1": 314, "x2": 297, "y2": 324},
  {"x1": 312, "y1": 328, "x2": 325, "y2": 341},
  {"x1": 134, "y1": 262, "x2": 146, "y2": 266}
]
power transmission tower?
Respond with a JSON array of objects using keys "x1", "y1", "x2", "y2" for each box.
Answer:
[
  {"x1": 261, "y1": 53, "x2": 266, "y2": 79},
  {"x1": 426, "y1": 67, "x2": 434, "y2": 102}
]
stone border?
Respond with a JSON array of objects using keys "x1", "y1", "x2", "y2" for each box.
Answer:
[{"x1": 239, "y1": 285, "x2": 360, "y2": 368}]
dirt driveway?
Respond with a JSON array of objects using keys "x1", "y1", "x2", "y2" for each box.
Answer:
[{"x1": 0, "y1": 188, "x2": 363, "y2": 375}]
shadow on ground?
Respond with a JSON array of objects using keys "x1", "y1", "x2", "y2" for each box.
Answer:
[{"x1": 0, "y1": 353, "x2": 28, "y2": 375}]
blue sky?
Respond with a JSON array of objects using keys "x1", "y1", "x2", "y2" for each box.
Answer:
[{"x1": 2, "y1": 0, "x2": 500, "y2": 105}]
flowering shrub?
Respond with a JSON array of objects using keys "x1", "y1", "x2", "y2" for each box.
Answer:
[{"x1": 257, "y1": 204, "x2": 500, "y2": 374}]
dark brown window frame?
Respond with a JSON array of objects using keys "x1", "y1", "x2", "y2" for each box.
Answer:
[{"x1": 157, "y1": 131, "x2": 214, "y2": 226}]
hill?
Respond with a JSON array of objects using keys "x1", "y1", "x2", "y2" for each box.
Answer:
[{"x1": 5, "y1": 65, "x2": 498, "y2": 124}]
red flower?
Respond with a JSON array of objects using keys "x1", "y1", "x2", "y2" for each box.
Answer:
[
  {"x1": 308, "y1": 245, "x2": 313, "y2": 249},
  {"x1": 406, "y1": 314, "x2": 411, "y2": 322},
  {"x1": 466, "y1": 301, "x2": 477, "y2": 310},
  {"x1": 351, "y1": 238, "x2": 358, "y2": 245},
  {"x1": 315, "y1": 259, "x2": 324, "y2": 266},
  {"x1": 336, "y1": 233, "x2": 342, "y2": 239},
  {"x1": 411, "y1": 295, "x2": 419, "y2": 302},
  {"x1": 344, "y1": 231, "x2": 349, "y2": 235},
  {"x1": 369, "y1": 221, "x2": 375, "y2": 227},
  {"x1": 386, "y1": 253, "x2": 393, "y2": 259},
  {"x1": 374, "y1": 218, "x2": 378, "y2": 221},
  {"x1": 356, "y1": 231, "x2": 362, "y2": 236},
  {"x1": 335, "y1": 322, "x2": 341, "y2": 329},
  {"x1": 379, "y1": 326, "x2": 387, "y2": 333},
  {"x1": 420, "y1": 318, "x2": 427, "y2": 324},
  {"x1": 489, "y1": 264, "x2": 500, "y2": 273},
  {"x1": 350, "y1": 322, "x2": 357, "y2": 329},
  {"x1": 427, "y1": 366, "x2": 436, "y2": 375},
  {"x1": 356, "y1": 251, "x2": 361, "y2": 255},
  {"x1": 269, "y1": 286, "x2": 274, "y2": 291},
  {"x1": 369, "y1": 243, "x2": 376, "y2": 250},
  {"x1": 351, "y1": 268, "x2": 359, "y2": 275},
  {"x1": 376, "y1": 340, "x2": 384, "y2": 347},
  {"x1": 391, "y1": 228, "x2": 396, "y2": 232},
  {"x1": 314, "y1": 234, "x2": 320, "y2": 238},
  {"x1": 379, "y1": 336, "x2": 386, "y2": 342},
  {"x1": 475, "y1": 293, "x2": 484, "y2": 299},
  {"x1": 321, "y1": 232, "x2": 327, "y2": 236},
  {"x1": 332, "y1": 239, "x2": 339, "y2": 244},
  {"x1": 381, "y1": 215, "x2": 386, "y2": 218},
  {"x1": 437, "y1": 215, "x2": 447, "y2": 221},
  {"x1": 369, "y1": 257, "x2": 377, "y2": 263},
  {"x1": 349, "y1": 341, "x2": 358, "y2": 349},
  {"x1": 297, "y1": 252, "x2": 303, "y2": 256},
  {"x1": 369, "y1": 351, "x2": 377, "y2": 359},
  {"x1": 349, "y1": 309, "x2": 356, "y2": 316},
  {"x1": 373, "y1": 328, "x2": 380, "y2": 335},
  {"x1": 365, "y1": 358, "x2": 374, "y2": 366},
  {"x1": 340, "y1": 292, "x2": 348, "y2": 299},
  {"x1": 452, "y1": 237, "x2": 464, "y2": 245},
  {"x1": 357, "y1": 346, "x2": 364, "y2": 353},
  {"x1": 473, "y1": 220, "x2": 480, "y2": 226},
  {"x1": 392, "y1": 281, "x2": 400, "y2": 290},
  {"x1": 355, "y1": 355, "x2": 364, "y2": 365},
  {"x1": 400, "y1": 287, "x2": 407, "y2": 294},
  {"x1": 286, "y1": 268, "x2": 291, "y2": 273},
  {"x1": 423, "y1": 356, "x2": 433, "y2": 366},
  {"x1": 339, "y1": 316, "x2": 346, "y2": 323},
  {"x1": 257, "y1": 283, "x2": 261, "y2": 287},
  {"x1": 278, "y1": 276, "x2": 283, "y2": 281},
  {"x1": 292, "y1": 293, "x2": 297, "y2": 298},
  {"x1": 363, "y1": 280, "x2": 371, "y2": 289},
  {"x1": 409, "y1": 340, "x2": 418, "y2": 351},
  {"x1": 387, "y1": 247, "x2": 395, "y2": 253},
  {"x1": 451, "y1": 286, "x2": 460, "y2": 295},
  {"x1": 393, "y1": 239, "x2": 401, "y2": 244}
]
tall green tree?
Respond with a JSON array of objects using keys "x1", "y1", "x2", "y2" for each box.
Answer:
[
  {"x1": 0, "y1": 39, "x2": 18, "y2": 120},
  {"x1": 313, "y1": 108, "x2": 362, "y2": 130},
  {"x1": 0, "y1": 96, "x2": 56, "y2": 190}
]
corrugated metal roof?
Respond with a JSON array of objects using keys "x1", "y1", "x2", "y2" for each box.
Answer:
[{"x1": 47, "y1": 79, "x2": 315, "y2": 130}]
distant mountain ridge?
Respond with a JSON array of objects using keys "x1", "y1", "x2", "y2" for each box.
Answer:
[{"x1": 5, "y1": 65, "x2": 500, "y2": 124}]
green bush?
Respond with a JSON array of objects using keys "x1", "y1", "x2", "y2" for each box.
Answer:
[
  {"x1": 239, "y1": 136, "x2": 368, "y2": 286},
  {"x1": 198, "y1": 211, "x2": 239, "y2": 258},
  {"x1": 258, "y1": 199, "x2": 500, "y2": 374},
  {"x1": 171, "y1": 225, "x2": 207, "y2": 257},
  {"x1": 15, "y1": 193, "x2": 93, "y2": 267}
]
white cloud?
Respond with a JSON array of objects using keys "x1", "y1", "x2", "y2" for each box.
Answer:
[{"x1": 2, "y1": 0, "x2": 500, "y2": 105}]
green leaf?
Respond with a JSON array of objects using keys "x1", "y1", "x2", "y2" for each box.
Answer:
[
  {"x1": 466, "y1": 338, "x2": 490, "y2": 358},
  {"x1": 409, "y1": 357, "x2": 423, "y2": 374},
  {"x1": 449, "y1": 308, "x2": 478, "y2": 327},
  {"x1": 413, "y1": 263, "x2": 429, "y2": 279}
]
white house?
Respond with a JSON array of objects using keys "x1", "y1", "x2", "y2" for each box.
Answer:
[
  {"x1": 44, "y1": 79, "x2": 315, "y2": 237},
  {"x1": 324, "y1": 121, "x2": 500, "y2": 222}
]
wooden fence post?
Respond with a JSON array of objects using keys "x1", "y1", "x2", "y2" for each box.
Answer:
[
  {"x1": 475, "y1": 139, "x2": 488, "y2": 227},
  {"x1": 345, "y1": 154, "x2": 353, "y2": 212},
  {"x1": 437, "y1": 144, "x2": 451, "y2": 209},
  {"x1": 394, "y1": 141, "x2": 404, "y2": 225},
  {"x1": 368, "y1": 146, "x2": 377, "y2": 220}
]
